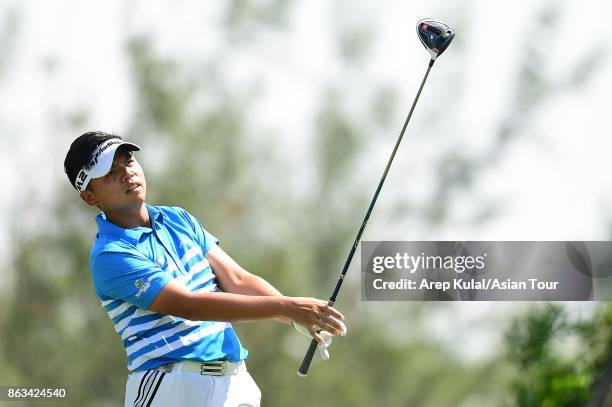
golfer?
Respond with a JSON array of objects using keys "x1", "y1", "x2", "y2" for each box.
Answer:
[{"x1": 64, "y1": 131, "x2": 347, "y2": 406}]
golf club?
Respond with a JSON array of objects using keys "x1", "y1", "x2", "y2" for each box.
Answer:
[{"x1": 297, "y1": 18, "x2": 455, "y2": 377}]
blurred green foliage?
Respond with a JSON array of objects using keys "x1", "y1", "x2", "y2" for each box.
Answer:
[{"x1": 505, "y1": 304, "x2": 612, "y2": 406}]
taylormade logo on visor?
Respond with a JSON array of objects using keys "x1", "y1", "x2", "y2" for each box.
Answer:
[
  {"x1": 74, "y1": 139, "x2": 139, "y2": 192},
  {"x1": 88, "y1": 139, "x2": 122, "y2": 167}
]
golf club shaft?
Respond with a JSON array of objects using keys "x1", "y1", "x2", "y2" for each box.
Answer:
[{"x1": 298, "y1": 59, "x2": 436, "y2": 377}]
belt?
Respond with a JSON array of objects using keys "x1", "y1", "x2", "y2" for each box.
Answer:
[{"x1": 154, "y1": 360, "x2": 245, "y2": 376}]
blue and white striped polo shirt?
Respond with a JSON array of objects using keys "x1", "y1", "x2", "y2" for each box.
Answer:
[{"x1": 90, "y1": 204, "x2": 248, "y2": 371}]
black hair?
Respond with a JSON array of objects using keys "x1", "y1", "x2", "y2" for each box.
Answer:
[{"x1": 64, "y1": 131, "x2": 122, "y2": 190}]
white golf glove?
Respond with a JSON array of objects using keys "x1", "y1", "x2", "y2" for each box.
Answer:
[{"x1": 292, "y1": 317, "x2": 347, "y2": 360}]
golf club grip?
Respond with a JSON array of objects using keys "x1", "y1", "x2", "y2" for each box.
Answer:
[{"x1": 297, "y1": 339, "x2": 318, "y2": 377}]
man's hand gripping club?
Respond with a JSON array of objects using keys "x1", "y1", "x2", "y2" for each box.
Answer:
[{"x1": 287, "y1": 298, "x2": 347, "y2": 360}]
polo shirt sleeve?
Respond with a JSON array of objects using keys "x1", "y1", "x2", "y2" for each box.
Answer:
[
  {"x1": 175, "y1": 207, "x2": 220, "y2": 255},
  {"x1": 92, "y1": 250, "x2": 172, "y2": 310}
]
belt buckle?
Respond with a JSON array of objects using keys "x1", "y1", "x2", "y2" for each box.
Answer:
[
  {"x1": 219, "y1": 360, "x2": 230, "y2": 375},
  {"x1": 200, "y1": 361, "x2": 226, "y2": 376}
]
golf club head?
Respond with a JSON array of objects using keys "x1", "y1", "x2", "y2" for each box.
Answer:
[{"x1": 417, "y1": 19, "x2": 455, "y2": 60}]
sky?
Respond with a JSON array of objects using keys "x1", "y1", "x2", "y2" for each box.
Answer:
[{"x1": 0, "y1": 0, "x2": 611, "y2": 361}]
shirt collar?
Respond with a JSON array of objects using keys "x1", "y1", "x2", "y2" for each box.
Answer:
[{"x1": 95, "y1": 204, "x2": 164, "y2": 244}]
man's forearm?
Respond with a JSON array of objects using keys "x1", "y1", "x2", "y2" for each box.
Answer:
[
  {"x1": 148, "y1": 279, "x2": 345, "y2": 342},
  {"x1": 205, "y1": 246, "x2": 299, "y2": 324},
  {"x1": 228, "y1": 272, "x2": 282, "y2": 296},
  {"x1": 182, "y1": 291, "x2": 287, "y2": 322},
  {"x1": 224, "y1": 273, "x2": 293, "y2": 324}
]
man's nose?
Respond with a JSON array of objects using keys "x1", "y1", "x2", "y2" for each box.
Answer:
[{"x1": 120, "y1": 164, "x2": 136, "y2": 182}]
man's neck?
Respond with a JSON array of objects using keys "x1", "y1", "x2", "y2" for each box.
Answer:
[{"x1": 104, "y1": 202, "x2": 151, "y2": 229}]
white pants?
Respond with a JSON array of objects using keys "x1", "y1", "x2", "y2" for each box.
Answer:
[{"x1": 124, "y1": 362, "x2": 261, "y2": 407}]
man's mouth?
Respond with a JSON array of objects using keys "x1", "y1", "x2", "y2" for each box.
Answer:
[{"x1": 126, "y1": 184, "x2": 141, "y2": 193}]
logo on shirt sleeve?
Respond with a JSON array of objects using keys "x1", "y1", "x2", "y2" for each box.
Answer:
[{"x1": 134, "y1": 277, "x2": 152, "y2": 298}]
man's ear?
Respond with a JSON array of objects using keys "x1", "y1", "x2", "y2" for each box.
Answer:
[{"x1": 80, "y1": 189, "x2": 99, "y2": 207}]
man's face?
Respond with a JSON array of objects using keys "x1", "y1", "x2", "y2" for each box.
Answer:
[{"x1": 80, "y1": 148, "x2": 147, "y2": 212}]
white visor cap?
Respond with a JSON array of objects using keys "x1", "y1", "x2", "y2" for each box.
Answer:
[{"x1": 74, "y1": 139, "x2": 141, "y2": 192}]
